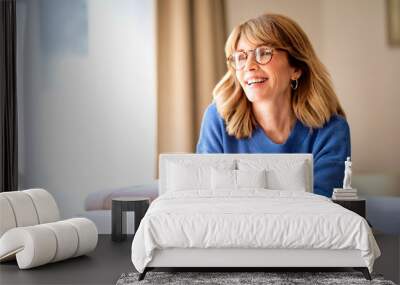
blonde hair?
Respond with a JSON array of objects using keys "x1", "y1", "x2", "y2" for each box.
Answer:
[{"x1": 213, "y1": 13, "x2": 346, "y2": 139}]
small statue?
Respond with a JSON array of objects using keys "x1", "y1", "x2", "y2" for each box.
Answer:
[{"x1": 343, "y1": 157, "x2": 352, "y2": 189}]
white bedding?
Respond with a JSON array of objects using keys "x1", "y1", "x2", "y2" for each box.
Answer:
[{"x1": 131, "y1": 190, "x2": 380, "y2": 273}]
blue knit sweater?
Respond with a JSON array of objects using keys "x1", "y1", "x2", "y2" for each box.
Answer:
[{"x1": 196, "y1": 103, "x2": 351, "y2": 197}]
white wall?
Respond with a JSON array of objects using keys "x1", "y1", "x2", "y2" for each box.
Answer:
[
  {"x1": 17, "y1": 0, "x2": 156, "y2": 218},
  {"x1": 225, "y1": 0, "x2": 400, "y2": 195}
]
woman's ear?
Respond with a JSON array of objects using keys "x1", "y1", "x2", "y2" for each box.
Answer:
[{"x1": 291, "y1": 67, "x2": 302, "y2": 80}]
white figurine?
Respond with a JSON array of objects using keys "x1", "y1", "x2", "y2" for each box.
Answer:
[{"x1": 343, "y1": 157, "x2": 352, "y2": 189}]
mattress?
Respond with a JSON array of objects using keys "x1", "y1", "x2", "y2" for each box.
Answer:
[{"x1": 131, "y1": 189, "x2": 380, "y2": 273}]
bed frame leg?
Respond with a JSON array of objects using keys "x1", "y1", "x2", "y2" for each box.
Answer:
[
  {"x1": 354, "y1": 267, "x2": 371, "y2": 280},
  {"x1": 138, "y1": 268, "x2": 148, "y2": 281}
]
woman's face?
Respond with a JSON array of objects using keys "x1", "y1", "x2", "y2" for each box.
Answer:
[{"x1": 234, "y1": 37, "x2": 301, "y2": 103}]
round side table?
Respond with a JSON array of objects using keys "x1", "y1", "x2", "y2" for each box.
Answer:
[{"x1": 111, "y1": 197, "x2": 150, "y2": 242}]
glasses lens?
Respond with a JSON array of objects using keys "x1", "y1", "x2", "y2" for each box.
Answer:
[
  {"x1": 230, "y1": 51, "x2": 247, "y2": 70},
  {"x1": 255, "y1": 47, "x2": 272, "y2": 64}
]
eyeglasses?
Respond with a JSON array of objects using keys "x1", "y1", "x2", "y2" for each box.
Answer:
[{"x1": 227, "y1": 46, "x2": 274, "y2": 70}]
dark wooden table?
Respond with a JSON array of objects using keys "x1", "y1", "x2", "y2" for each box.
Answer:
[
  {"x1": 332, "y1": 198, "x2": 366, "y2": 218},
  {"x1": 112, "y1": 197, "x2": 150, "y2": 242}
]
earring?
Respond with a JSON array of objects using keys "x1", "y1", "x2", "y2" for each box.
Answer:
[{"x1": 290, "y1": 79, "x2": 298, "y2": 90}]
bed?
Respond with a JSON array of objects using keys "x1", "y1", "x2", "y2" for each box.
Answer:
[{"x1": 131, "y1": 154, "x2": 380, "y2": 281}]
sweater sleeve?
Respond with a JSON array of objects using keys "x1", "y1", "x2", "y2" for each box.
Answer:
[
  {"x1": 312, "y1": 116, "x2": 351, "y2": 197},
  {"x1": 196, "y1": 104, "x2": 224, "y2": 153}
]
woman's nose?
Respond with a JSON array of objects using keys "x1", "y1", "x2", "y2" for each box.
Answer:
[{"x1": 244, "y1": 52, "x2": 258, "y2": 71}]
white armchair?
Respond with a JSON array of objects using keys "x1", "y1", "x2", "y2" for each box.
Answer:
[{"x1": 0, "y1": 188, "x2": 98, "y2": 269}]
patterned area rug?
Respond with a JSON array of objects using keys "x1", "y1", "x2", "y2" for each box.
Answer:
[{"x1": 116, "y1": 271, "x2": 396, "y2": 285}]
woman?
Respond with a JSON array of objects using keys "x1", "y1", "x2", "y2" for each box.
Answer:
[{"x1": 196, "y1": 14, "x2": 350, "y2": 198}]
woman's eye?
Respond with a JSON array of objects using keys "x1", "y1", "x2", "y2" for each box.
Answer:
[
  {"x1": 259, "y1": 49, "x2": 271, "y2": 56},
  {"x1": 236, "y1": 52, "x2": 246, "y2": 61}
]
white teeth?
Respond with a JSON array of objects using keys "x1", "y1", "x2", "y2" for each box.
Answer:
[{"x1": 247, "y1": 78, "x2": 267, "y2": 85}]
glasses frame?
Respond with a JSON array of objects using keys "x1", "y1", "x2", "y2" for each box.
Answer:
[{"x1": 227, "y1": 46, "x2": 275, "y2": 71}]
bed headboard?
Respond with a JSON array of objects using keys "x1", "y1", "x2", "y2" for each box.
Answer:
[{"x1": 159, "y1": 153, "x2": 313, "y2": 195}]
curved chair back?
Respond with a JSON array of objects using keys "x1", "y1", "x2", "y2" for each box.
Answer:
[{"x1": 0, "y1": 189, "x2": 60, "y2": 237}]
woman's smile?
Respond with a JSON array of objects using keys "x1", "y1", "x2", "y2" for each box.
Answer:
[{"x1": 245, "y1": 77, "x2": 268, "y2": 88}]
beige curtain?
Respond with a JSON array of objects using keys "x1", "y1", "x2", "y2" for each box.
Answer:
[{"x1": 156, "y1": 0, "x2": 227, "y2": 158}]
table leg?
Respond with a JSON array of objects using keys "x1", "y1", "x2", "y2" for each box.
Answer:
[
  {"x1": 134, "y1": 202, "x2": 149, "y2": 235},
  {"x1": 112, "y1": 202, "x2": 127, "y2": 241}
]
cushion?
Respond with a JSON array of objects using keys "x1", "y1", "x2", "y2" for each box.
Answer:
[
  {"x1": 0, "y1": 189, "x2": 98, "y2": 269},
  {"x1": 0, "y1": 192, "x2": 39, "y2": 227},
  {"x1": 238, "y1": 159, "x2": 309, "y2": 191},
  {"x1": 167, "y1": 163, "x2": 210, "y2": 191},
  {"x1": 0, "y1": 218, "x2": 98, "y2": 269},
  {"x1": 211, "y1": 168, "x2": 236, "y2": 190},
  {"x1": 266, "y1": 167, "x2": 307, "y2": 191},
  {"x1": 237, "y1": 169, "x2": 267, "y2": 188},
  {"x1": 84, "y1": 181, "x2": 159, "y2": 211},
  {"x1": 0, "y1": 196, "x2": 17, "y2": 237},
  {"x1": 211, "y1": 169, "x2": 267, "y2": 190},
  {"x1": 166, "y1": 160, "x2": 235, "y2": 191},
  {"x1": 24, "y1": 189, "x2": 60, "y2": 223},
  {"x1": 43, "y1": 221, "x2": 79, "y2": 262}
]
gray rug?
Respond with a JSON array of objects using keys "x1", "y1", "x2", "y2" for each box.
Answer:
[{"x1": 116, "y1": 271, "x2": 396, "y2": 285}]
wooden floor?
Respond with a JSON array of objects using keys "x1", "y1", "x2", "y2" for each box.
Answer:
[{"x1": 0, "y1": 234, "x2": 398, "y2": 285}]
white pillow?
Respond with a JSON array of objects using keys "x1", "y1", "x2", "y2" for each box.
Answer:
[
  {"x1": 211, "y1": 168, "x2": 236, "y2": 190},
  {"x1": 211, "y1": 169, "x2": 267, "y2": 190},
  {"x1": 266, "y1": 165, "x2": 307, "y2": 191},
  {"x1": 237, "y1": 159, "x2": 309, "y2": 191},
  {"x1": 236, "y1": 169, "x2": 267, "y2": 188},
  {"x1": 167, "y1": 163, "x2": 209, "y2": 191},
  {"x1": 166, "y1": 160, "x2": 235, "y2": 191}
]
